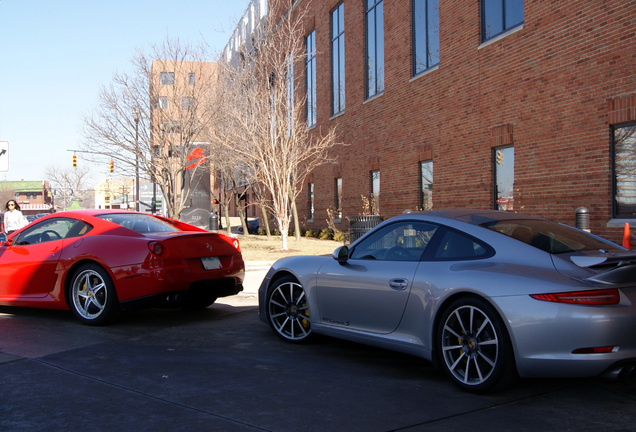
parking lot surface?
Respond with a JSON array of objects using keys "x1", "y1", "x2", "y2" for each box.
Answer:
[{"x1": 1, "y1": 263, "x2": 635, "y2": 431}]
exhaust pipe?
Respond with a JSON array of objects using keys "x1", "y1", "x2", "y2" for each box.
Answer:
[
  {"x1": 164, "y1": 293, "x2": 183, "y2": 304},
  {"x1": 603, "y1": 364, "x2": 636, "y2": 381}
]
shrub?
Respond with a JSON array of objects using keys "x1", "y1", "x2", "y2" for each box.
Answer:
[
  {"x1": 319, "y1": 228, "x2": 334, "y2": 240},
  {"x1": 333, "y1": 230, "x2": 345, "y2": 243}
]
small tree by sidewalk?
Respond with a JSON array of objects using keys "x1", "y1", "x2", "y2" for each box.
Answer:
[{"x1": 212, "y1": 10, "x2": 343, "y2": 251}]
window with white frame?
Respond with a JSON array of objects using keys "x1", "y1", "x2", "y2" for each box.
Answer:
[
  {"x1": 481, "y1": 0, "x2": 524, "y2": 42},
  {"x1": 181, "y1": 97, "x2": 194, "y2": 110},
  {"x1": 331, "y1": 3, "x2": 345, "y2": 115},
  {"x1": 160, "y1": 72, "x2": 174, "y2": 85},
  {"x1": 613, "y1": 122, "x2": 636, "y2": 218},
  {"x1": 306, "y1": 30, "x2": 317, "y2": 127},
  {"x1": 371, "y1": 170, "x2": 380, "y2": 214},
  {"x1": 287, "y1": 54, "x2": 294, "y2": 133},
  {"x1": 335, "y1": 177, "x2": 343, "y2": 219},
  {"x1": 413, "y1": 0, "x2": 439, "y2": 75},
  {"x1": 365, "y1": 0, "x2": 384, "y2": 99},
  {"x1": 494, "y1": 146, "x2": 514, "y2": 211},
  {"x1": 308, "y1": 182, "x2": 315, "y2": 220},
  {"x1": 420, "y1": 160, "x2": 433, "y2": 210}
]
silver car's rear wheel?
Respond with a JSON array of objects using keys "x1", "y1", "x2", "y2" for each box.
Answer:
[
  {"x1": 438, "y1": 297, "x2": 515, "y2": 393},
  {"x1": 69, "y1": 264, "x2": 119, "y2": 326},
  {"x1": 267, "y1": 276, "x2": 312, "y2": 343}
]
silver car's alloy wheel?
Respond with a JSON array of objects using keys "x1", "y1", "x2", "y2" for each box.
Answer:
[
  {"x1": 69, "y1": 264, "x2": 119, "y2": 325},
  {"x1": 267, "y1": 278, "x2": 312, "y2": 343},
  {"x1": 440, "y1": 302, "x2": 501, "y2": 390}
]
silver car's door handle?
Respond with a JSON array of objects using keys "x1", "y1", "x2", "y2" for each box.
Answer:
[{"x1": 389, "y1": 279, "x2": 409, "y2": 290}]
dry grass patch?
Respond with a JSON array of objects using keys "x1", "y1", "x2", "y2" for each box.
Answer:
[{"x1": 235, "y1": 234, "x2": 343, "y2": 262}]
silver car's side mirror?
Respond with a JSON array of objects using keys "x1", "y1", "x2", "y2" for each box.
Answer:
[{"x1": 333, "y1": 246, "x2": 349, "y2": 265}]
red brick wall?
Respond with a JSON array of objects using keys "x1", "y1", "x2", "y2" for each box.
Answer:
[{"x1": 270, "y1": 0, "x2": 636, "y2": 243}]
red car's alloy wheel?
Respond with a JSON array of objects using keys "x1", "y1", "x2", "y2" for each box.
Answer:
[{"x1": 69, "y1": 264, "x2": 119, "y2": 325}]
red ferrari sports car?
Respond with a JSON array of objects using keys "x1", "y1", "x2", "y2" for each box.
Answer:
[{"x1": 0, "y1": 209, "x2": 244, "y2": 325}]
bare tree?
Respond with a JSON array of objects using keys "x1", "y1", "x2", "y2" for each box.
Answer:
[
  {"x1": 0, "y1": 187, "x2": 16, "y2": 209},
  {"x1": 80, "y1": 38, "x2": 217, "y2": 219},
  {"x1": 45, "y1": 165, "x2": 94, "y2": 210},
  {"x1": 212, "y1": 7, "x2": 342, "y2": 250},
  {"x1": 208, "y1": 140, "x2": 252, "y2": 234}
]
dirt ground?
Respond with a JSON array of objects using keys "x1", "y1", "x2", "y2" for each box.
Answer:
[{"x1": 234, "y1": 233, "x2": 344, "y2": 262}]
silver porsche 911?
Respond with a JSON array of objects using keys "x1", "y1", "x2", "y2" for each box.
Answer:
[{"x1": 258, "y1": 210, "x2": 636, "y2": 392}]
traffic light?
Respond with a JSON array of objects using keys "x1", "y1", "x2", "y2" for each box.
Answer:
[
  {"x1": 109, "y1": 160, "x2": 114, "y2": 173},
  {"x1": 72, "y1": 154, "x2": 77, "y2": 168},
  {"x1": 212, "y1": 199, "x2": 220, "y2": 205},
  {"x1": 496, "y1": 150, "x2": 504, "y2": 165}
]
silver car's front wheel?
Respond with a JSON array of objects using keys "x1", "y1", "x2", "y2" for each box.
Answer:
[
  {"x1": 69, "y1": 264, "x2": 119, "y2": 325},
  {"x1": 267, "y1": 276, "x2": 312, "y2": 343},
  {"x1": 438, "y1": 297, "x2": 515, "y2": 393}
]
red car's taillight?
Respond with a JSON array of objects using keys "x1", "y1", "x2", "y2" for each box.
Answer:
[
  {"x1": 148, "y1": 241, "x2": 164, "y2": 256},
  {"x1": 227, "y1": 237, "x2": 240, "y2": 251},
  {"x1": 530, "y1": 289, "x2": 620, "y2": 305}
]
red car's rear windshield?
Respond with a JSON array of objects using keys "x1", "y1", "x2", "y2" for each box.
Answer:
[{"x1": 97, "y1": 213, "x2": 179, "y2": 234}]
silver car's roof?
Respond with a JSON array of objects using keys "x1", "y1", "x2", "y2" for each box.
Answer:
[{"x1": 399, "y1": 209, "x2": 544, "y2": 225}]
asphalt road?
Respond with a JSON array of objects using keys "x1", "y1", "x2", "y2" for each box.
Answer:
[{"x1": 1, "y1": 265, "x2": 635, "y2": 432}]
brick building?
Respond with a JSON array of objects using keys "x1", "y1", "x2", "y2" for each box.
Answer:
[
  {"x1": 0, "y1": 180, "x2": 53, "y2": 216},
  {"x1": 149, "y1": 59, "x2": 218, "y2": 225},
  {"x1": 259, "y1": 0, "x2": 636, "y2": 243}
]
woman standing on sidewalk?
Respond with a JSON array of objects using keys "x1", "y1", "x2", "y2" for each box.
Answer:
[{"x1": 4, "y1": 199, "x2": 28, "y2": 234}]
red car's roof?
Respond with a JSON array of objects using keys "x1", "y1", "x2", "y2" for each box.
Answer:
[
  {"x1": 38, "y1": 209, "x2": 209, "y2": 233},
  {"x1": 46, "y1": 209, "x2": 135, "y2": 218}
]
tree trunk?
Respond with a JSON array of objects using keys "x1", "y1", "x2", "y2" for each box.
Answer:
[
  {"x1": 234, "y1": 191, "x2": 248, "y2": 234},
  {"x1": 260, "y1": 203, "x2": 271, "y2": 238},
  {"x1": 290, "y1": 194, "x2": 301, "y2": 242},
  {"x1": 223, "y1": 204, "x2": 231, "y2": 234}
]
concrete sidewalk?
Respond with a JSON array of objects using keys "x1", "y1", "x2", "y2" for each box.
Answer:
[{"x1": 223, "y1": 261, "x2": 274, "y2": 306}]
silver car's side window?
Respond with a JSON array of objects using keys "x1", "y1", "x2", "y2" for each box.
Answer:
[
  {"x1": 432, "y1": 229, "x2": 490, "y2": 260},
  {"x1": 350, "y1": 222, "x2": 438, "y2": 261}
]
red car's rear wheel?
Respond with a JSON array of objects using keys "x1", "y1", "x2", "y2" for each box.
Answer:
[{"x1": 69, "y1": 263, "x2": 120, "y2": 325}]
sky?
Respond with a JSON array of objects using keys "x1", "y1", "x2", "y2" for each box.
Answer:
[{"x1": 0, "y1": 0, "x2": 251, "y2": 182}]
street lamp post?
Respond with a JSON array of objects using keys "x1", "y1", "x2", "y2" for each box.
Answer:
[{"x1": 133, "y1": 110, "x2": 140, "y2": 212}]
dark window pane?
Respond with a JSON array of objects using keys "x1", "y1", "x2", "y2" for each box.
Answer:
[
  {"x1": 483, "y1": 0, "x2": 523, "y2": 41},
  {"x1": 483, "y1": 0, "x2": 503, "y2": 39},
  {"x1": 366, "y1": 0, "x2": 383, "y2": 97},
  {"x1": 433, "y1": 230, "x2": 489, "y2": 260},
  {"x1": 367, "y1": 10, "x2": 376, "y2": 95},
  {"x1": 427, "y1": 0, "x2": 440, "y2": 66},
  {"x1": 376, "y1": 2, "x2": 384, "y2": 92},
  {"x1": 505, "y1": 0, "x2": 524, "y2": 28},
  {"x1": 413, "y1": 0, "x2": 440, "y2": 74},
  {"x1": 331, "y1": 3, "x2": 345, "y2": 114}
]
